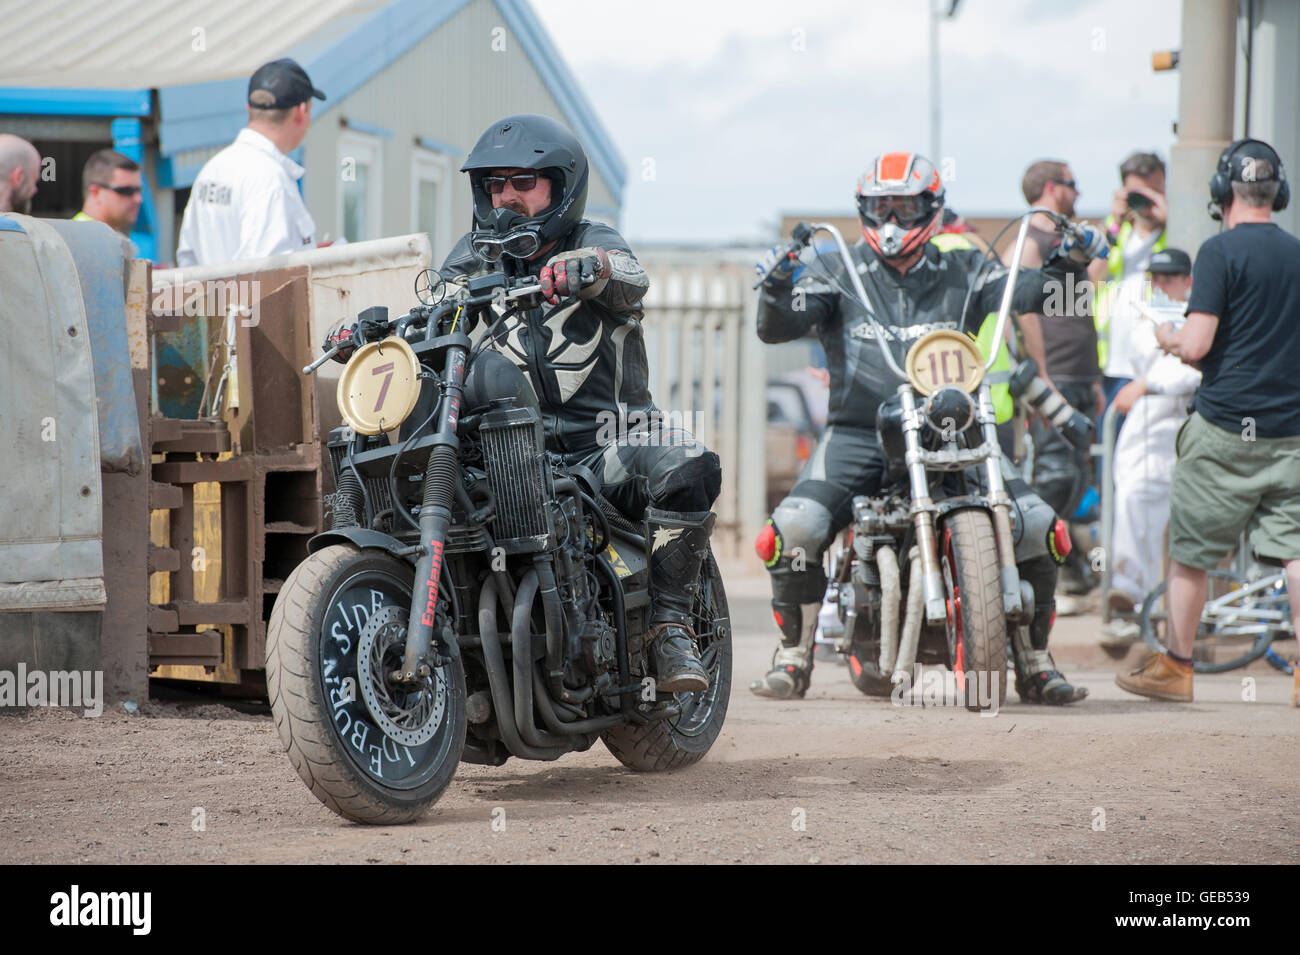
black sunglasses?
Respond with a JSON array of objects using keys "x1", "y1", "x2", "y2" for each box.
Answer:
[
  {"x1": 480, "y1": 173, "x2": 539, "y2": 195},
  {"x1": 1051, "y1": 178, "x2": 1079, "y2": 191},
  {"x1": 93, "y1": 182, "x2": 142, "y2": 197}
]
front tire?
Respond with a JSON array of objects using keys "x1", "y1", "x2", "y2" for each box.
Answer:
[
  {"x1": 602, "y1": 551, "x2": 732, "y2": 771},
  {"x1": 265, "y1": 545, "x2": 466, "y2": 824},
  {"x1": 940, "y1": 509, "x2": 1006, "y2": 712}
]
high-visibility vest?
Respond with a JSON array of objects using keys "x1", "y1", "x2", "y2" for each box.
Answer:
[
  {"x1": 928, "y1": 233, "x2": 1013, "y2": 424},
  {"x1": 974, "y1": 313, "x2": 1014, "y2": 424},
  {"x1": 1095, "y1": 218, "x2": 1166, "y2": 369}
]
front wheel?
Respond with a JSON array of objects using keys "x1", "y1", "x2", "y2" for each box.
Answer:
[
  {"x1": 265, "y1": 545, "x2": 466, "y2": 824},
  {"x1": 940, "y1": 509, "x2": 1006, "y2": 712},
  {"x1": 602, "y1": 550, "x2": 732, "y2": 771}
]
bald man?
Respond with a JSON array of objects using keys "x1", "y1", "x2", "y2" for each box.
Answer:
[{"x1": 0, "y1": 134, "x2": 41, "y2": 214}]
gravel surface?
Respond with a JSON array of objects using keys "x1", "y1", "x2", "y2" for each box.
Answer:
[{"x1": 3, "y1": 577, "x2": 1296, "y2": 864}]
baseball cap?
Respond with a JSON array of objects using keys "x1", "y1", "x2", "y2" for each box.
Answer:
[
  {"x1": 248, "y1": 59, "x2": 326, "y2": 109},
  {"x1": 1148, "y1": 248, "x2": 1192, "y2": 275}
]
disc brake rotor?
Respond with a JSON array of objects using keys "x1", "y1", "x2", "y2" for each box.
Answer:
[{"x1": 356, "y1": 605, "x2": 448, "y2": 747}]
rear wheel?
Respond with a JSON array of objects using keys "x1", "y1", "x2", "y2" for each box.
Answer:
[
  {"x1": 940, "y1": 509, "x2": 1006, "y2": 712},
  {"x1": 266, "y1": 545, "x2": 466, "y2": 824},
  {"x1": 602, "y1": 550, "x2": 732, "y2": 771}
]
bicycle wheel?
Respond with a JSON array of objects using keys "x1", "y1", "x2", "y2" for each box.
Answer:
[{"x1": 1138, "y1": 569, "x2": 1287, "y2": 673}]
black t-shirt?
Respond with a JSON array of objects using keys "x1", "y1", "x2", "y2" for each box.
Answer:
[
  {"x1": 1187, "y1": 222, "x2": 1300, "y2": 438},
  {"x1": 1027, "y1": 225, "x2": 1100, "y2": 382}
]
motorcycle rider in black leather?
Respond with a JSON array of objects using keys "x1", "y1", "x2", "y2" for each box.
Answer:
[
  {"x1": 751, "y1": 152, "x2": 1105, "y2": 705},
  {"x1": 440, "y1": 114, "x2": 721, "y2": 694}
]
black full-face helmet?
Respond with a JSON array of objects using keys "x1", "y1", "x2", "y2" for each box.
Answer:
[{"x1": 461, "y1": 113, "x2": 590, "y2": 246}]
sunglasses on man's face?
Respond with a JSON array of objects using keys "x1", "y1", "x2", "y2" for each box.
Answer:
[
  {"x1": 1051, "y1": 178, "x2": 1078, "y2": 191},
  {"x1": 94, "y1": 182, "x2": 143, "y2": 197},
  {"x1": 480, "y1": 173, "x2": 540, "y2": 196}
]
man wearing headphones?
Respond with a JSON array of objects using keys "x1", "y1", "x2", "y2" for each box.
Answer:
[{"x1": 1116, "y1": 138, "x2": 1300, "y2": 706}]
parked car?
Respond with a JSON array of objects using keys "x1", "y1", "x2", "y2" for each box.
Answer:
[{"x1": 766, "y1": 368, "x2": 827, "y2": 512}]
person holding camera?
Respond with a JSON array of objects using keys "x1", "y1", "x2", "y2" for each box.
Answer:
[
  {"x1": 1089, "y1": 152, "x2": 1168, "y2": 406},
  {"x1": 1115, "y1": 139, "x2": 1300, "y2": 706}
]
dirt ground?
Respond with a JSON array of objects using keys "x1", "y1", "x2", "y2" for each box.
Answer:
[{"x1": 3, "y1": 571, "x2": 1297, "y2": 865}]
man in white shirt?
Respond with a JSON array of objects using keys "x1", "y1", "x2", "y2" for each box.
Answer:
[
  {"x1": 176, "y1": 59, "x2": 325, "y2": 267},
  {"x1": 1101, "y1": 249, "x2": 1197, "y2": 648}
]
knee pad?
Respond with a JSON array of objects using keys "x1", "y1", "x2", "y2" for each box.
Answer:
[
  {"x1": 756, "y1": 495, "x2": 835, "y2": 605},
  {"x1": 648, "y1": 444, "x2": 721, "y2": 512},
  {"x1": 1009, "y1": 478, "x2": 1063, "y2": 564}
]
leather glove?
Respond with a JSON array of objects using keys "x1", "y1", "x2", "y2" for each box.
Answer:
[
  {"x1": 755, "y1": 242, "x2": 802, "y2": 286},
  {"x1": 323, "y1": 323, "x2": 357, "y2": 364},
  {"x1": 540, "y1": 247, "x2": 613, "y2": 305},
  {"x1": 1061, "y1": 223, "x2": 1109, "y2": 265}
]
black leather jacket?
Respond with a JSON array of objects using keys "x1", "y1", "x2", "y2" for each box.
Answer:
[
  {"x1": 440, "y1": 220, "x2": 653, "y2": 453},
  {"x1": 758, "y1": 238, "x2": 1071, "y2": 428}
]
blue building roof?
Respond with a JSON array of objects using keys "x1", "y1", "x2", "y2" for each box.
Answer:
[{"x1": 0, "y1": 0, "x2": 626, "y2": 201}]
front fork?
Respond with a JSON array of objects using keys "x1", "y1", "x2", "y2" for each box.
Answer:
[
  {"x1": 975, "y1": 386, "x2": 1023, "y2": 619},
  {"x1": 898, "y1": 384, "x2": 1023, "y2": 625},
  {"x1": 397, "y1": 346, "x2": 467, "y2": 683}
]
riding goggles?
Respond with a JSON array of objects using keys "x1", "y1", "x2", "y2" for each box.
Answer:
[
  {"x1": 470, "y1": 228, "x2": 542, "y2": 262},
  {"x1": 857, "y1": 193, "x2": 938, "y2": 228}
]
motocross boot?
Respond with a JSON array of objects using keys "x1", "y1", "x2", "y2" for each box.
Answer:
[
  {"x1": 1013, "y1": 600, "x2": 1089, "y2": 705},
  {"x1": 645, "y1": 508, "x2": 715, "y2": 694},
  {"x1": 749, "y1": 601, "x2": 820, "y2": 699}
]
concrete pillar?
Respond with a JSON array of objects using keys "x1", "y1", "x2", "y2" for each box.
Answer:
[
  {"x1": 1167, "y1": 0, "x2": 1239, "y2": 255},
  {"x1": 1242, "y1": 0, "x2": 1300, "y2": 236}
]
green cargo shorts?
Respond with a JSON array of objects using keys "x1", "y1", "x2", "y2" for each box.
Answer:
[{"x1": 1168, "y1": 411, "x2": 1300, "y2": 568}]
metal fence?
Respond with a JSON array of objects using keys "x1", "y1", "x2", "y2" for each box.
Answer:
[{"x1": 638, "y1": 255, "x2": 767, "y2": 558}]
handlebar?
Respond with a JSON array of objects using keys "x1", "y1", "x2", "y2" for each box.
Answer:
[
  {"x1": 771, "y1": 208, "x2": 1083, "y2": 383},
  {"x1": 301, "y1": 274, "x2": 550, "y2": 376},
  {"x1": 985, "y1": 206, "x2": 1085, "y2": 374},
  {"x1": 751, "y1": 221, "x2": 815, "y2": 289}
]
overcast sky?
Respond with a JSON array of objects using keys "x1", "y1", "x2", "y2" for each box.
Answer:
[{"x1": 537, "y1": 0, "x2": 1184, "y2": 244}]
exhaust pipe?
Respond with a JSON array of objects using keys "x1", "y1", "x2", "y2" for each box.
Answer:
[
  {"x1": 893, "y1": 547, "x2": 924, "y2": 683},
  {"x1": 876, "y1": 545, "x2": 901, "y2": 675}
]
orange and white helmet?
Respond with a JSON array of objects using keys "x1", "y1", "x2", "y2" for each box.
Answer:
[{"x1": 856, "y1": 152, "x2": 945, "y2": 259}]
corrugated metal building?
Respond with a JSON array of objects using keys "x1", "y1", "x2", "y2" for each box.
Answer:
[{"x1": 0, "y1": 0, "x2": 625, "y2": 264}]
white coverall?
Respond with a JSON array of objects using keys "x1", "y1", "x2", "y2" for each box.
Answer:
[{"x1": 1110, "y1": 302, "x2": 1201, "y2": 604}]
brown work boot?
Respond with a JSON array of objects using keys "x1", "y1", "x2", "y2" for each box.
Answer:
[{"x1": 1115, "y1": 652, "x2": 1192, "y2": 702}]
